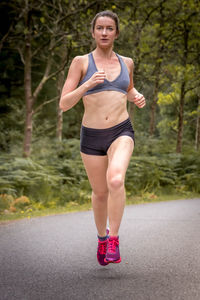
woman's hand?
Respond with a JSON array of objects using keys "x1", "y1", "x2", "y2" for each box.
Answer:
[
  {"x1": 133, "y1": 93, "x2": 146, "y2": 108},
  {"x1": 127, "y1": 88, "x2": 146, "y2": 108},
  {"x1": 86, "y1": 70, "x2": 106, "y2": 89}
]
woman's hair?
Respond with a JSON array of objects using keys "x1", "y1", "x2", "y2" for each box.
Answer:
[{"x1": 91, "y1": 10, "x2": 120, "y2": 34}]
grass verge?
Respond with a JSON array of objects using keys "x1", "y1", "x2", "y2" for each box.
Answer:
[{"x1": 0, "y1": 192, "x2": 199, "y2": 224}]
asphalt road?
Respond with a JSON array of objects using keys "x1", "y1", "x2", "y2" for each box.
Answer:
[{"x1": 0, "y1": 198, "x2": 200, "y2": 300}]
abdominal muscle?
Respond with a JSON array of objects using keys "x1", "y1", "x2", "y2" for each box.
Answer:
[{"x1": 82, "y1": 90, "x2": 129, "y2": 129}]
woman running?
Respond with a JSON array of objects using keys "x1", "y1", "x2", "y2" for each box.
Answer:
[{"x1": 59, "y1": 10, "x2": 146, "y2": 265}]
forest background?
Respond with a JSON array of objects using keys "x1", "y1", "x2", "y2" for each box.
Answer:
[{"x1": 0, "y1": 0, "x2": 200, "y2": 218}]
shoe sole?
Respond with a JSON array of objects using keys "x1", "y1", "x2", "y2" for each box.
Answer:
[
  {"x1": 98, "y1": 261, "x2": 109, "y2": 266},
  {"x1": 104, "y1": 257, "x2": 121, "y2": 264}
]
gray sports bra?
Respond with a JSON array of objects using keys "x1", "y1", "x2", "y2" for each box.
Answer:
[{"x1": 79, "y1": 52, "x2": 130, "y2": 96}]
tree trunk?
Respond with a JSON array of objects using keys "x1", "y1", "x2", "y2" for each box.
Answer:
[
  {"x1": 176, "y1": 81, "x2": 185, "y2": 153},
  {"x1": 23, "y1": 107, "x2": 33, "y2": 157},
  {"x1": 55, "y1": 39, "x2": 70, "y2": 141},
  {"x1": 149, "y1": 72, "x2": 160, "y2": 136},
  {"x1": 176, "y1": 23, "x2": 189, "y2": 153},
  {"x1": 148, "y1": 2, "x2": 165, "y2": 136},
  {"x1": 56, "y1": 72, "x2": 64, "y2": 141},
  {"x1": 195, "y1": 96, "x2": 200, "y2": 150},
  {"x1": 56, "y1": 107, "x2": 63, "y2": 142},
  {"x1": 23, "y1": 2, "x2": 33, "y2": 157}
]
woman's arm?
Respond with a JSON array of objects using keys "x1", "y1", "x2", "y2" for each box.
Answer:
[
  {"x1": 126, "y1": 58, "x2": 146, "y2": 108},
  {"x1": 59, "y1": 56, "x2": 106, "y2": 112},
  {"x1": 127, "y1": 88, "x2": 146, "y2": 108}
]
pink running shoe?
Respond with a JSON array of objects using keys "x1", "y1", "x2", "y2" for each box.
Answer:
[
  {"x1": 97, "y1": 239, "x2": 109, "y2": 266},
  {"x1": 104, "y1": 236, "x2": 121, "y2": 264},
  {"x1": 97, "y1": 229, "x2": 109, "y2": 266}
]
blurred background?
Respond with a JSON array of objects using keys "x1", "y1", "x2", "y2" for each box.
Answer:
[{"x1": 0, "y1": 0, "x2": 199, "y2": 217}]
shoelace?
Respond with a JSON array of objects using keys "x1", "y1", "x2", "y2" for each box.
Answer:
[
  {"x1": 98, "y1": 241, "x2": 107, "y2": 254},
  {"x1": 108, "y1": 239, "x2": 118, "y2": 253}
]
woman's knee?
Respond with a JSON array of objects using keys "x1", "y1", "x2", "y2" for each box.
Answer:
[
  {"x1": 92, "y1": 190, "x2": 108, "y2": 202},
  {"x1": 107, "y1": 173, "x2": 124, "y2": 191}
]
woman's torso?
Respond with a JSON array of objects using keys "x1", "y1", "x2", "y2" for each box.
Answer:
[{"x1": 80, "y1": 51, "x2": 131, "y2": 129}]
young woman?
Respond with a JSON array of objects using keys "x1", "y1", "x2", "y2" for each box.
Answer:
[{"x1": 59, "y1": 10, "x2": 146, "y2": 266}]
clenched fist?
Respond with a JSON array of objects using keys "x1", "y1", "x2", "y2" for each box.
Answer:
[
  {"x1": 133, "y1": 93, "x2": 146, "y2": 108},
  {"x1": 87, "y1": 70, "x2": 106, "y2": 88}
]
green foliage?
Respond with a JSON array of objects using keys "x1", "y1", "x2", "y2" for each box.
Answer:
[
  {"x1": 0, "y1": 139, "x2": 199, "y2": 216},
  {"x1": 0, "y1": 139, "x2": 91, "y2": 209},
  {"x1": 175, "y1": 154, "x2": 200, "y2": 193},
  {"x1": 1, "y1": 0, "x2": 200, "y2": 153},
  {"x1": 126, "y1": 151, "x2": 200, "y2": 195},
  {"x1": 0, "y1": 194, "x2": 14, "y2": 213},
  {"x1": 0, "y1": 0, "x2": 200, "y2": 215}
]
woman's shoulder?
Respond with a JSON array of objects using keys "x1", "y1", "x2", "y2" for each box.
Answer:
[
  {"x1": 72, "y1": 54, "x2": 89, "y2": 64},
  {"x1": 119, "y1": 55, "x2": 133, "y2": 66},
  {"x1": 71, "y1": 54, "x2": 89, "y2": 71},
  {"x1": 118, "y1": 54, "x2": 134, "y2": 72}
]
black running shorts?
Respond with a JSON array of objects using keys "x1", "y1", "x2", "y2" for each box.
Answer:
[{"x1": 80, "y1": 118, "x2": 135, "y2": 156}]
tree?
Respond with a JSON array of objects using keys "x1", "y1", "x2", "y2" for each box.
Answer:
[
  {"x1": 175, "y1": 1, "x2": 200, "y2": 152},
  {"x1": 195, "y1": 96, "x2": 200, "y2": 150},
  {"x1": 4, "y1": 0, "x2": 104, "y2": 156},
  {"x1": 1, "y1": 0, "x2": 199, "y2": 156}
]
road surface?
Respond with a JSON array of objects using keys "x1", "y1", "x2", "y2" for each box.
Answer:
[{"x1": 0, "y1": 198, "x2": 200, "y2": 300}]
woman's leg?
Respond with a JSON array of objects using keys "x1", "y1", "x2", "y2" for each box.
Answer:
[
  {"x1": 107, "y1": 136, "x2": 134, "y2": 237},
  {"x1": 80, "y1": 153, "x2": 109, "y2": 237}
]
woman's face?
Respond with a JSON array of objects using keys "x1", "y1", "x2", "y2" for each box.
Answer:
[{"x1": 92, "y1": 16, "x2": 118, "y2": 48}]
